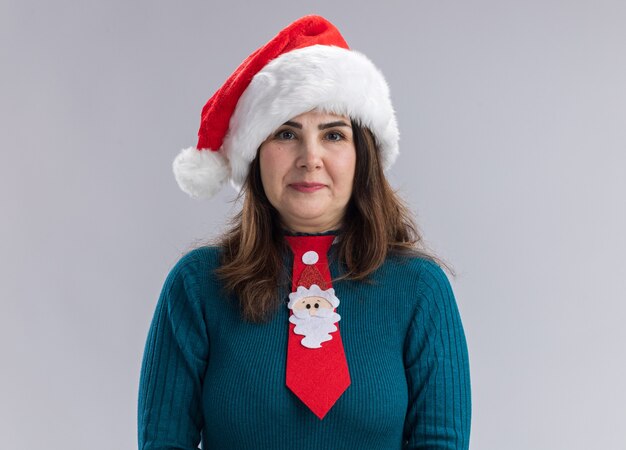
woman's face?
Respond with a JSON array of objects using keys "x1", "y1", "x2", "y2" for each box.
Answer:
[{"x1": 259, "y1": 110, "x2": 356, "y2": 233}]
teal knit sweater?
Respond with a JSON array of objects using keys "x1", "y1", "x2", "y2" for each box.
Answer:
[{"x1": 138, "y1": 244, "x2": 471, "y2": 449}]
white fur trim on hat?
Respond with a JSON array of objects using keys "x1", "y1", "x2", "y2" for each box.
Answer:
[
  {"x1": 288, "y1": 284, "x2": 340, "y2": 309},
  {"x1": 173, "y1": 147, "x2": 230, "y2": 199},
  {"x1": 224, "y1": 44, "x2": 399, "y2": 189}
]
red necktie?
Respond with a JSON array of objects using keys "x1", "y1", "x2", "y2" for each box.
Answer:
[{"x1": 285, "y1": 234, "x2": 351, "y2": 419}]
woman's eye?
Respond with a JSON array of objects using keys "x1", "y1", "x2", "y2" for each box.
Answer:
[
  {"x1": 276, "y1": 130, "x2": 296, "y2": 140},
  {"x1": 325, "y1": 131, "x2": 344, "y2": 141}
]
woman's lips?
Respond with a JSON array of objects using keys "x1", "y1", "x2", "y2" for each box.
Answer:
[{"x1": 289, "y1": 182, "x2": 325, "y2": 193}]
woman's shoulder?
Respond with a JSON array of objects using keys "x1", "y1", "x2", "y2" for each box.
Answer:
[
  {"x1": 175, "y1": 245, "x2": 221, "y2": 268},
  {"x1": 156, "y1": 245, "x2": 229, "y2": 313},
  {"x1": 382, "y1": 251, "x2": 451, "y2": 287},
  {"x1": 378, "y1": 252, "x2": 456, "y2": 310},
  {"x1": 162, "y1": 245, "x2": 222, "y2": 287}
]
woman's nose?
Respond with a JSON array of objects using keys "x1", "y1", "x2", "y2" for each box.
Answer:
[{"x1": 296, "y1": 138, "x2": 323, "y2": 170}]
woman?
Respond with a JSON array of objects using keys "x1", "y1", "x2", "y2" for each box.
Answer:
[{"x1": 138, "y1": 15, "x2": 471, "y2": 449}]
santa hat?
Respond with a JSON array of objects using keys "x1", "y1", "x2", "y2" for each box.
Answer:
[
  {"x1": 287, "y1": 250, "x2": 340, "y2": 309},
  {"x1": 173, "y1": 15, "x2": 399, "y2": 199}
]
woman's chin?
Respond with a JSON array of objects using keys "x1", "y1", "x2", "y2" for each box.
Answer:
[{"x1": 282, "y1": 212, "x2": 342, "y2": 233}]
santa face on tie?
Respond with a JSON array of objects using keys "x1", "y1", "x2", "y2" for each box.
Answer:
[{"x1": 288, "y1": 284, "x2": 341, "y2": 349}]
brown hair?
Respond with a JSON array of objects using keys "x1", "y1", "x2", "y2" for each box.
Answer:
[{"x1": 215, "y1": 120, "x2": 451, "y2": 323}]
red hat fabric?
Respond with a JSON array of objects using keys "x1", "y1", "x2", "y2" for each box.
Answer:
[{"x1": 173, "y1": 15, "x2": 399, "y2": 199}]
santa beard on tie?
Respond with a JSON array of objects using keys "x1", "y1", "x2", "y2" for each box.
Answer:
[{"x1": 289, "y1": 304, "x2": 341, "y2": 349}]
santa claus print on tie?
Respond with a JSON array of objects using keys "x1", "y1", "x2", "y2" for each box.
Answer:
[{"x1": 287, "y1": 250, "x2": 341, "y2": 349}]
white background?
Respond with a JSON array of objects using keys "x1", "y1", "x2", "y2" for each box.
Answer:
[{"x1": 2, "y1": 1, "x2": 625, "y2": 448}]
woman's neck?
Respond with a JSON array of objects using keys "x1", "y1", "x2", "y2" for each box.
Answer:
[{"x1": 282, "y1": 229, "x2": 340, "y2": 237}]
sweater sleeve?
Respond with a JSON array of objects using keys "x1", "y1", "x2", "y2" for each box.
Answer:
[
  {"x1": 403, "y1": 260, "x2": 471, "y2": 449},
  {"x1": 138, "y1": 255, "x2": 210, "y2": 450}
]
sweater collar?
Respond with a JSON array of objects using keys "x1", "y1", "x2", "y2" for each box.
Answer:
[{"x1": 282, "y1": 229, "x2": 340, "y2": 237}]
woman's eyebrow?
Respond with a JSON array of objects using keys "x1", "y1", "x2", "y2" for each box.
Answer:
[
  {"x1": 282, "y1": 120, "x2": 302, "y2": 129},
  {"x1": 319, "y1": 121, "x2": 350, "y2": 130},
  {"x1": 281, "y1": 120, "x2": 351, "y2": 130}
]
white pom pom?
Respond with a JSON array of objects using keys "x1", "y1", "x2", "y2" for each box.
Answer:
[
  {"x1": 302, "y1": 251, "x2": 319, "y2": 265},
  {"x1": 172, "y1": 147, "x2": 230, "y2": 199}
]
